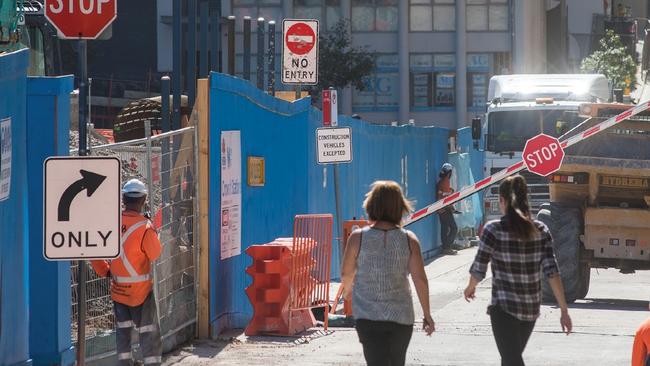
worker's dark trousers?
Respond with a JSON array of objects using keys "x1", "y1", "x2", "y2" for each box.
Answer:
[
  {"x1": 114, "y1": 293, "x2": 162, "y2": 365},
  {"x1": 438, "y1": 209, "x2": 457, "y2": 249}
]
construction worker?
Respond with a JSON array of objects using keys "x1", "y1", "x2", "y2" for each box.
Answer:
[
  {"x1": 436, "y1": 163, "x2": 459, "y2": 255},
  {"x1": 91, "y1": 178, "x2": 162, "y2": 365}
]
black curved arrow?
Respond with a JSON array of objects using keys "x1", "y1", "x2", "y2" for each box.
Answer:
[{"x1": 58, "y1": 170, "x2": 107, "y2": 222}]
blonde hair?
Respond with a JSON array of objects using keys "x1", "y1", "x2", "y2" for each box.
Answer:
[{"x1": 363, "y1": 180, "x2": 413, "y2": 226}]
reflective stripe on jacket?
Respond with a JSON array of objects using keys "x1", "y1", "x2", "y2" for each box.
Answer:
[{"x1": 91, "y1": 211, "x2": 162, "y2": 307}]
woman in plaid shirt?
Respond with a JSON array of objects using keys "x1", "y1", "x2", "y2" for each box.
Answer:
[{"x1": 464, "y1": 175, "x2": 573, "y2": 366}]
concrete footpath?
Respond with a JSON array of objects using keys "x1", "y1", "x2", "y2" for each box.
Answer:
[{"x1": 164, "y1": 248, "x2": 649, "y2": 365}]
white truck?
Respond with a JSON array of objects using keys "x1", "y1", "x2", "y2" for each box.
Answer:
[{"x1": 471, "y1": 74, "x2": 611, "y2": 222}]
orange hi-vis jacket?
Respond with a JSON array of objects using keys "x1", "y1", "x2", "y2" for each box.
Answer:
[{"x1": 91, "y1": 211, "x2": 162, "y2": 307}]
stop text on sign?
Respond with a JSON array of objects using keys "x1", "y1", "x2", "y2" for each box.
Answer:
[
  {"x1": 522, "y1": 133, "x2": 565, "y2": 177},
  {"x1": 282, "y1": 19, "x2": 319, "y2": 85},
  {"x1": 47, "y1": 0, "x2": 112, "y2": 14}
]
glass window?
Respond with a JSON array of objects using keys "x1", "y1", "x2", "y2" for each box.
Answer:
[
  {"x1": 488, "y1": 5, "x2": 508, "y2": 31},
  {"x1": 352, "y1": 5, "x2": 375, "y2": 31},
  {"x1": 294, "y1": 0, "x2": 341, "y2": 30},
  {"x1": 410, "y1": 5, "x2": 433, "y2": 31},
  {"x1": 410, "y1": 54, "x2": 433, "y2": 68},
  {"x1": 466, "y1": 5, "x2": 488, "y2": 31},
  {"x1": 468, "y1": 72, "x2": 488, "y2": 108},
  {"x1": 433, "y1": 5, "x2": 455, "y2": 31},
  {"x1": 233, "y1": 1, "x2": 283, "y2": 24},
  {"x1": 435, "y1": 73, "x2": 455, "y2": 106},
  {"x1": 410, "y1": 0, "x2": 455, "y2": 31},
  {"x1": 411, "y1": 73, "x2": 432, "y2": 107},
  {"x1": 467, "y1": 1, "x2": 509, "y2": 31},
  {"x1": 353, "y1": 0, "x2": 398, "y2": 32},
  {"x1": 433, "y1": 54, "x2": 455, "y2": 68},
  {"x1": 353, "y1": 53, "x2": 399, "y2": 111}
]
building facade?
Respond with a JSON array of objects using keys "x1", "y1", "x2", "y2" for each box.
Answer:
[{"x1": 156, "y1": 0, "x2": 574, "y2": 129}]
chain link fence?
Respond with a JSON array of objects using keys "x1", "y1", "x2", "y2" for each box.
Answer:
[{"x1": 70, "y1": 126, "x2": 198, "y2": 363}]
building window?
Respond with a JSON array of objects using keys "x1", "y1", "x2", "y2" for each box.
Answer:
[
  {"x1": 294, "y1": 0, "x2": 342, "y2": 30},
  {"x1": 352, "y1": 0, "x2": 398, "y2": 32},
  {"x1": 409, "y1": 53, "x2": 456, "y2": 109},
  {"x1": 233, "y1": 0, "x2": 283, "y2": 23},
  {"x1": 466, "y1": 0, "x2": 508, "y2": 31},
  {"x1": 467, "y1": 53, "x2": 490, "y2": 109},
  {"x1": 409, "y1": 0, "x2": 456, "y2": 31},
  {"x1": 353, "y1": 54, "x2": 399, "y2": 111}
]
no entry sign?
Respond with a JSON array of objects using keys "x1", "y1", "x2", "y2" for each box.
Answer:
[
  {"x1": 522, "y1": 134, "x2": 564, "y2": 177},
  {"x1": 45, "y1": 0, "x2": 117, "y2": 39},
  {"x1": 282, "y1": 19, "x2": 318, "y2": 85}
]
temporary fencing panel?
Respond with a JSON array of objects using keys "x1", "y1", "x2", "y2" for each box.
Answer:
[
  {"x1": 208, "y1": 73, "x2": 451, "y2": 334},
  {"x1": 448, "y1": 151, "x2": 483, "y2": 236},
  {"x1": 71, "y1": 127, "x2": 198, "y2": 362},
  {"x1": 0, "y1": 48, "x2": 31, "y2": 365},
  {"x1": 289, "y1": 215, "x2": 333, "y2": 330},
  {"x1": 26, "y1": 75, "x2": 76, "y2": 366}
]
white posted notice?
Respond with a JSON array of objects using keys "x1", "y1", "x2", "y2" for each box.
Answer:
[
  {"x1": 0, "y1": 118, "x2": 12, "y2": 202},
  {"x1": 220, "y1": 130, "x2": 242, "y2": 260},
  {"x1": 317, "y1": 127, "x2": 352, "y2": 164}
]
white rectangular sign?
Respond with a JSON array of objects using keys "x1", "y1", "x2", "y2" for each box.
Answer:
[
  {"x1": 44, "y1": 157, "x2": 121, "y2": 260},
  {"x1": 0, "y1": 118, "x2": 12, "y2": 202},
  {"x1": 282, "y1": 19, "x2": 319, "y2": 85},
  {"x1": 221, "y1": 131, "x2": 242, "y2": 260},
  {"x1": 317, "y1": 127, "x2": 352, "y2": 164}
]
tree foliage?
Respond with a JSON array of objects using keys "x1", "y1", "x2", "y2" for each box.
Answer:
[
  {"x1": 580, "y1": 29, "x2": 637, "y2": 90},
  {"x1": 316, "y1": 20, "x2": 375, "y2": 92}
]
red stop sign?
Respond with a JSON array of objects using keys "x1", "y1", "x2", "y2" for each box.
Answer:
[
  {"x1": 522, "y1": 134, "x2": 565, "y2": 177},
  {"x1": 285, "y1": 23, "x2": 316, "y2": 55},
  {"x1": 45, "y1": 0, "x2": 117, "y2": 39}
]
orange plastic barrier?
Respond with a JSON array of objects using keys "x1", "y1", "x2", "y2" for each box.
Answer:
[
  {"x1": 331, "y1": 220, "x2": 370, "y2": 316},
  {"x1": 244, "y1": 214, "x2": 333, "y2": 336}
]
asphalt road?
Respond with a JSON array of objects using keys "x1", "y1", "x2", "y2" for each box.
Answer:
[{"x1": 165, "y1": 247, "x2": 650, "y2": 365}]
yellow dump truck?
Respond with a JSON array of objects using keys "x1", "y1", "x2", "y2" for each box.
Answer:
[{"x1": 537, "y1": 102, "x2": 650, "y2": 302}]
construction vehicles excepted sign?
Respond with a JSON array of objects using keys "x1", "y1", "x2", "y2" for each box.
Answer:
[
  {"x1": 317, "y1": 127, "x2": 352, "y2": 164},
  {"x1": 45, "y1": 0, "x2": 117, "y2": 39},
  {"x1": 522, "y1": 134, "x2": 565, "y2": 177},
  {"x1": 44, "y1": 157, "x2": 121, "y2": 260},
  {"x1": 282, "y1": 19, "x2": 318, "y2": 85}
]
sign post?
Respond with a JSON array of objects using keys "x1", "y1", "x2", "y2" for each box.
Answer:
[
  {"x1": 282, "y1": 19, "x2": 319, "y2": 93},
  {"x1": 44, "y1": 2, "x2": 117, "y2": 363}
]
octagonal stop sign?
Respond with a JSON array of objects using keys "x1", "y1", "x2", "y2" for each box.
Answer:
[
  {"x1": 45, "y1": 0, "x2": 117, "y2": 39},
  {"x1": 522, "y1": 134, "x2": 565, "y2": 177}
]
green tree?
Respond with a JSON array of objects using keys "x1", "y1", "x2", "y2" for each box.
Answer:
[
  {"x1": 316, "y1": 19, "x2": 375, "y2": 93},
  {"x1": 580, "y1": 29, "x2": 637, "y2": 90}
]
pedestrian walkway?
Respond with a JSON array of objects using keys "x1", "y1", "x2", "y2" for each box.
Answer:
[{"x1": 162, "y1": 246, "x2": 649, "y2": 365}]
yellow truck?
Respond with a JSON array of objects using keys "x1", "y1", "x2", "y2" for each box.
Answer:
[{"x1": 537, "y1": 102, "x2": 650, "y2": 302}]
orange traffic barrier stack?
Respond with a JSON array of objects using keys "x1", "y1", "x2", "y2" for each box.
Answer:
[{"x1": 245, "y1": 214, "x2": 333, "y2": 336}]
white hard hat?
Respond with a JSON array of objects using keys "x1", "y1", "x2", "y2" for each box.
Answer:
[{"x1": 122, "y1": 179, "x2": 148, "y2": 197}]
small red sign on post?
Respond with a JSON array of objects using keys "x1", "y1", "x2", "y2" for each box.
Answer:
[
  {"x1": 45, "y1": 0, "x2": 117, "y2": 39},
  {"x1": 322, "y1": 89, "x2": 338, "y2": 127},
  {"x1": 522, "y1": 134, "x2": 565, "y2": 177},
  {"x1": 285, "y1": 22, "x2": 316, "y2": 55}
]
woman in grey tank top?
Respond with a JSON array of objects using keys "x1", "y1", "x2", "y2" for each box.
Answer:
[{"x1": 342, "y1": 181, "x2": 435, "y2": 366}]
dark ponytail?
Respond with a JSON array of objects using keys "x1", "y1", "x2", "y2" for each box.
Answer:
[{"x1": 499, "y1": 175, "x2": 537, "y2": 239}]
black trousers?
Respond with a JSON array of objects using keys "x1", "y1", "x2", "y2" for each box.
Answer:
[
  {"x1": 438, "y1": 209, "x2": 457, "y2": 249},
  {"x1": 489, "y1": 305, "x2": 536, "y2": 366},
  {"x1": 355, "y1": 319, "x2": 413, "y2": 366}
]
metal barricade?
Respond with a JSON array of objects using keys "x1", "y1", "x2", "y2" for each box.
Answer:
[
  {"x1": 289, "y1": 214, "x2": 333, "y2": 331},
  {"x1": 70, "y1": 125, "x2": 198, "y2": 362}
]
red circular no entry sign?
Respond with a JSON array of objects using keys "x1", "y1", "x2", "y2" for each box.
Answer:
[
  {"x1": 522, "y1": 134, "x2": 565, "y2": 177},
  {"x1": 285, "y1": 22, "x2": 316, "y2": 55}
]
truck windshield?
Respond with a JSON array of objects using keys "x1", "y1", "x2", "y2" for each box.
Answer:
[{"x1": 487, "y1": 109, "x2": 585, "y2": 152}]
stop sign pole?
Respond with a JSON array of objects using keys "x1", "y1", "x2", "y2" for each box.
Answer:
[{"x1": 44, "y1": 1, "x2": 117, "y2": 364}]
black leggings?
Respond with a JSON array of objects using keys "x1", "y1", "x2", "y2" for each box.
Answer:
[
  {"x1": 489, "y1": 305, "x2": 536, "y2": 366},
  {"x1": 355, "y1": 319, "x2": 413, "y2": 366}
]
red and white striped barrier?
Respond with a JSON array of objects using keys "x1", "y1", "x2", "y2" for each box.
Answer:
[{"x1": 403, "y1": 100, "x2": 650, "y2": 227}]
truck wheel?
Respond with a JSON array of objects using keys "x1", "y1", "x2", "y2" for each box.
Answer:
[{"x1": 536, "y1": 204, "x2": 584, "y2": 303}]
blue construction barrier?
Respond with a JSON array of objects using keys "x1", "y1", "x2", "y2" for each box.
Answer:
[
  {"x1": 0, "y1": 49, "x2": 32, "y2": 365},
  {"x1": 208, "y1": 73, "x2": 451, "y2": 334},
  {"x1": 26, "y1": 76, "x2": 75, "y2": 366}
]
